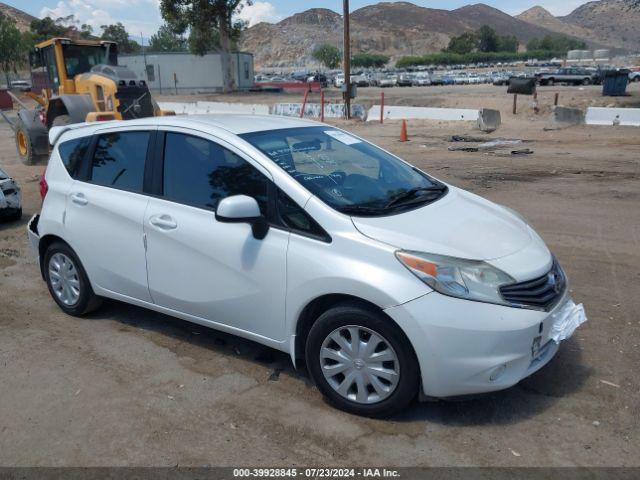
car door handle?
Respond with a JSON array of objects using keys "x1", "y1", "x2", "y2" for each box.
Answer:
[
  {"x1": 70, "y1": 193, "x2": 88, "y2": 206},
  {"x1": 149, "y1": 214, "x2": 177, "y2": 230}
]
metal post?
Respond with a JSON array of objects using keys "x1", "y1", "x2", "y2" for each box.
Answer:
[
  {"x1": 174, "y1": 73, "x2": 178, "y2": 95},
  {"x1": 158, "y1": 64, "x2": 162, "y2": 94},
  {"x1": 554, "y1": 93, "x2": 560, "y2": 106},
  {"x1": 320, "y1": 89, "x2": 325, "y2": 123},
  {"x1": 343, "y1": 0, "x2": 351, "y2": 120},
  {"x1": 380, "y1": 91, "x2": 385, "y2": 124},
  {"x1": 300, "y1": 88, "x2": 310, "y2": 118},
  {"x1": 512, "y1": 94, "x2": 518, "y2": 115}
]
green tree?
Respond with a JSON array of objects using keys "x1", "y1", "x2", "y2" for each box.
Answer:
[
  {"x1": 149, "y1": 24, "x2": 187, "y2": 52},
  {"x1": 161, "y1": 0, "x2": 250, "y2": 93},
  {"x1": 29, "y1": 17, "x2": 68, "y2": 43},
  {"x1": 100, "y1": 23, "x2": 140, "y2": 53},
  {"x1": 477, "y1": 25, "x2": 499, "y2": 52},
  {"x1": 527, "y1": 34, "x2": 586, "y2": 53},
  {"x1": 312, "y1": 44, "x2": 341, "y2": 69},
  {"x1": 497, "y1": 34, "x2": 518, "y2": 53},
  {"x1": 351, "y1": 53, "x2": 389, "y2": 68},
  {"x1": 80, "y1": 24, "x2": 93, "y2": 39},
  {"x1": 446, "y1": 32, "x2": 477, "y2": 54},
  {"x1": 0, "y1": 13, "x2": 26, "y2": 86}
]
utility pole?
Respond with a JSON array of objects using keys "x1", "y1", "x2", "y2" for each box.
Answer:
[{"x1": 343, "y1": 0, "x2": 351, "y2": 120}]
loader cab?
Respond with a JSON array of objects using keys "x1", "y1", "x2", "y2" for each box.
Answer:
[{"x1": 29, "y1": 39, "x2": 118, "y2": 95}]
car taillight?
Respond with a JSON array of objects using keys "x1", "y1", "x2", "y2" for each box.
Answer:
[{"x1": 39, "y1": 172, "x2": 48, "y2": 201}]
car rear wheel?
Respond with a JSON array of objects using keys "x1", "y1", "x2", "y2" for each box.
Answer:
[
  {"x1": 305, "y1": 302, "x2": 419, "y2": 417},
  {"x1": 44, "y1": 242, "x2": 102, "y2": 316},
  {"x1": 582, "y1": 78, "x2": 591, "y2": 86}
]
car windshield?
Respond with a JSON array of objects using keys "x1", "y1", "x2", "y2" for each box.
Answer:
[{"x1": 241, "y1": 127, "x2": 447, "y2": 216}]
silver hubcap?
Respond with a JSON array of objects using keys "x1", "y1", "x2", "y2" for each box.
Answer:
[
  {"x1": 320, "y1": 326, "x2": 400, "y2": 404},
  {"x1": 49, "y1": 253, "x2": 81, "y2": 306}
]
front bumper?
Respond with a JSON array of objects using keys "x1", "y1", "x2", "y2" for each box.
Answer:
[{"x1": 385, "y1": 290, "x2": 578, "y2": 398}]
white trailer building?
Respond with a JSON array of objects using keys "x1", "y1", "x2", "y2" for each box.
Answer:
[{"x1": 119, "y1": 51, "x2": 255, "y2": 94}]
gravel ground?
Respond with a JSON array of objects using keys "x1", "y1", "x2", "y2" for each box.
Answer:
[{"x1": 0, "y1": 84, "x2": 638, "y2": 467}]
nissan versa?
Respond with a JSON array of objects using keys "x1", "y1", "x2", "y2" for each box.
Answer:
[{"x1": 27, "y1": 115, "x2": 587, "y2": 417}]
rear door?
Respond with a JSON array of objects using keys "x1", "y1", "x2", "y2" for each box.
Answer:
[
  {"x1": 143, "y1": 128, "x2": 289, "y2": 342},
  {"x1": 64, "y1": 127, "x2": 154, "y2": 302}
]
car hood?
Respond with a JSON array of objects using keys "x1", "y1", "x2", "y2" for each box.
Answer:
[{"x1": 351, "y1": 187, "x2": 534, "y2": 261}]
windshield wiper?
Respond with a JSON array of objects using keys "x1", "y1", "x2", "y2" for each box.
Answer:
[
  {"x1": 339, "y1": 205, "x2": 388, "y2": 216},
  {"x1": 385, "y1": 186, "x2": 447, "y2": 208}
]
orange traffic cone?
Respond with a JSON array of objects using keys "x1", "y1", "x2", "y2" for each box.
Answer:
[{"x1": 400, "y1": 119, "x2": 408, "y2": 142}]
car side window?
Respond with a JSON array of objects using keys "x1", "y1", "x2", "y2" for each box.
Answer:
[
  {"x1": 90, "y1": 131, "x2": 149, "y2": 192},
  {"x1": 58, "y1": 137, "x2": 91, "y2": 179},
  {"x1": 162, "y1": 132, "x2": 268, "y2": 214},
  {"x1": 276, "y1": 189, "x2": 329, "y2": 241}
]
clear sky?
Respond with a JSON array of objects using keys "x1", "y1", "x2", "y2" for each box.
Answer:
[{"x1": 6, "y1": 0, "x2": 592, "y2": 38}]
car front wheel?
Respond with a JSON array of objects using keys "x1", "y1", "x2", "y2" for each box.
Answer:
[{"x1": 305, "y1": 303, "x2": 420, "y2": 417}]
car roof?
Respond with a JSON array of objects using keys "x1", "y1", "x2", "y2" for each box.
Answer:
[{"x1": 51, "y1": 114, "x2": 323, "y2": 146}]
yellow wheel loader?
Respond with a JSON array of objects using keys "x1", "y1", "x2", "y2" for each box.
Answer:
[{"x1": 13, "y1": 38, "x2": 170, "y2": 165}]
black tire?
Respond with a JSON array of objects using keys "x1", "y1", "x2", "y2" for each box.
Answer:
[
  {"x1": 582, "y1": 78, "x2": 591, "y2": 86},
  {"x1": 547, "y1": 79, "x2": 555, "y2": 87},
  {"x1": 15, "y1": 118, "x2": 44, "y2": 166},
  {"x1": 11, "y1": 208, "x2": 22, "y2": 222},
  {"x1": 305, "y1": 302, "x2": 420, "y2": 418},
  {"x1": 43, "y1": 241, "x2": 102, "y2": 316},
  {"x1": 51, "y1": 115, "x2": 72, "y2": 127}
]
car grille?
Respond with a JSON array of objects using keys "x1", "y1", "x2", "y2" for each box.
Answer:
[{"x1": 500, "y1": 260, "x2": 567, "y2": 311}]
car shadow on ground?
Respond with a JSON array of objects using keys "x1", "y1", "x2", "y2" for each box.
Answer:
[
  {"x1": 88, "y1": 299, "x2": 592, "y2": 425},
  {"x1": 88, "y1": 299, "x2": 313, "y2": 386}
]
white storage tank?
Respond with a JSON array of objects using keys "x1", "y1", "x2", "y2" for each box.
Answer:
[{"x1": 594, "y1": 49, "x2": 611, "y2": 60}]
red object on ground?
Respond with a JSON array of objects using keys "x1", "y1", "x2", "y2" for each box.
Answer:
[
  {"x1": 400, "y1": 119, "x2": 408, "y2": 142},
  {"x1": 0, "y1": 89, "x2": 13, "y2": 111}
]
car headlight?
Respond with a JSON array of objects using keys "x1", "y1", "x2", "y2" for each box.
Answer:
[{"x1": 396, "y1": 251, "x2": 515, "y2": 306}]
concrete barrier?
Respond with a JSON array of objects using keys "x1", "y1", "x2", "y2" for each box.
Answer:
[
  {"x1": 367, "y1": 106, "x2": 479, "y2": 122},
  {"x1": 552, "y1": 106, "x2": 586, "y2": 127},
  {"x1": 477, "y1": 109, "x2": 501, "y2": 132},
  {"x1": 272, "y1": 103, "x2": 367, "y2": 120},
  {"x1": 157, "y1": 101, "x2": 270, "y2": 115},
  {"x1": 586, "y1": 107, "x2": 640, "y2": 126}
]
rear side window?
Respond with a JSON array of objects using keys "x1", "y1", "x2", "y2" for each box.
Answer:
[
  {"x1": 58, "y1": 137, "x2": 90, "y2": 179},
  {"x1": 162, "y1": 132, "x2": 268, "y2": 213},
  {"x1": 91, "y1": 131, "x2": 150, "y2": 192}
]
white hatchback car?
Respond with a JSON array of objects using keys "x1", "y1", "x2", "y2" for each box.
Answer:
[{"x1": 28, "y1": 115, "x2": 586, "y2": 417}]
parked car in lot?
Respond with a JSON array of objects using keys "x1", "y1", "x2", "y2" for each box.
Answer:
[
  {"x1": 539, "y1": 67, "x2": 599, "y2": 86},
  {"x1": 628, "y1": 68, "x2": 640, "y2": 82},
  {"x1": 397, "y1": 73, "x2": 414, "y2": 87},
  {"x1": 379, "y1": 74, "x2": 398, "y2": 88},
  {"x1": 412, "y1": 73, "x2": 431, "y2": 87},
  {"x1": 9, "y1": 80, "x2": 31, "y2": 92},
  {"x1": 334, "y1": 73, "x2": 345, "y2": 88},
  {"x1": 29, "y1": 115, "x2": 586, "y2": 417},
  {"x1": 0, "y1": 166, "x2": 22, "y2": 221}
]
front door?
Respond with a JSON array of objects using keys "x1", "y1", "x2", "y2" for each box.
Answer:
[{"x1": 144, "y1": 130, "x2": 289, "y2": 341}]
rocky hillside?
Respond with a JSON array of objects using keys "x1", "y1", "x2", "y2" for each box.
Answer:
[
  {"x1": 561, "y1": 0, "x2": 640, "y2": 51},
  {"x1": 240, "y1": 1, "x2": 621, "y2": 69},
  {"x1": 0, "y1": 2, "x2": 35, "y2": 32}
]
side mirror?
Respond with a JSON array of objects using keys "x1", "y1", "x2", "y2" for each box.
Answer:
[{"x1": 215, "y1": 195, "x2": 269, "y2": 240}]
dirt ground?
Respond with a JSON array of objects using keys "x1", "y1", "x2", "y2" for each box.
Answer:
[{"x1": 0, "y1": 84, "x2": 639, "y2": 467}]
